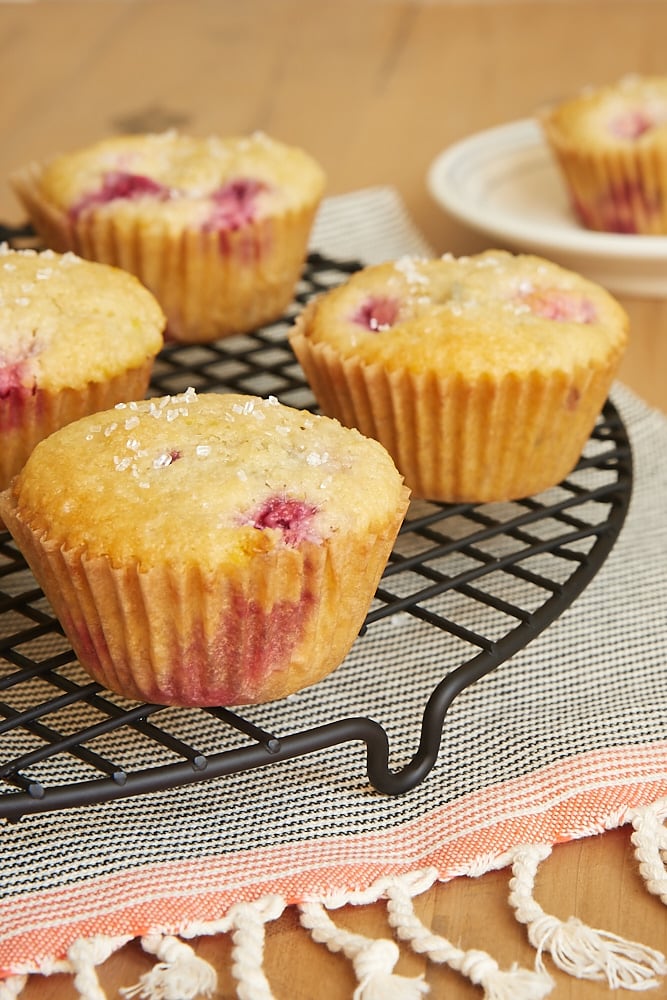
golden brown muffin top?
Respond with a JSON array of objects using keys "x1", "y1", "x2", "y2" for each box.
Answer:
[
  {"x1": 30, "y1": 131, "x2": 326, "y2": 229},
  {"x1": 541, "y1": 75, "x2": 667, "y2": 151},
  {"x1": 3, "y1": 390, "x2": 408, "y2": 571},
  {"x1": 0, "y1": 246, "x2": 165, "y2": 391},
  {"x1": 291, "y1": 251, "x2": 628, "y2": 378}
]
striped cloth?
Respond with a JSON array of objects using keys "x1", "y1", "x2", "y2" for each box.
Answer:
[{"x1": 1, "y1": 188, "x2": 666, "y2": 998}]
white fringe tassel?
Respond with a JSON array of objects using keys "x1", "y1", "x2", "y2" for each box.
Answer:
[
  {"x1": 68, "y1": 934, "x2": 133, "y2": 1000},
  {"x1": 228, "y1": 896, "x2": 285, "y2": 1000},
  {"x1": 385, "y1": 873, "x2": 554, "y2": 999},
  {"x1": 120, "y1": 934, "x2": 217, "y2": 999},
  {"x1": 632, "y1": 798, "x2": 667, "y2": 905},
  {"x1": 7, "y1": 809, "x2": 667, "y2": 1000},
  {"x1": 0, "y1": 976, "x2": 27, "y2": 1000},
  {"x1": 299, "y1": 899, "x2": 429, "y2": 999},
  {"x1": 509, "y1": 843, "x2": 667, "y2": 990}
]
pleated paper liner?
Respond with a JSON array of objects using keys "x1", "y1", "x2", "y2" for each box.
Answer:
[
  {"x1": 0, "y1": 483, "x2": 408, "y2": 706},
  {"x1": 290, "y1": 313, "x2": 622, "y2": 503},
  {"x1": 0, "y1": 362, "x2": 153, "y2": 500},
  {"x1": 12, "y1": 161, "x2": 322, "y2": 343}
]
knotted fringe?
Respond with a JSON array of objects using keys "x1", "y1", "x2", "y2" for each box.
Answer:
[
  {"x1": 120, "y1": 896, "x2": 285, "y2": 1000},
  {"x1": 299, "y1": 898, "x2": 429, "y2": 999},
  {"x1": 6, "y1": 804, "x2": 667, "y2": 999},
  {"x1": 229, "y1": 896, "x2": 285, "y2": 1000},
  {"x1": 385, "y1": 872, "x2": 554, "y2": 999},
  {"x1": 0, "y1": 976, "x2": 27, "y2": 1000},
  {"x1": 631, "y1": 797, "x2": 667, "y2": 905},
  {"x1": 120, "y1": 934, "x2": 217, "y2": 999},
  {"x1": 68, "y1": 934, "x2": 134, "y2": 1000},
  {"x1": 508, "y1": 842, "x2": 667, "y2": 990},
  {"x1": 299, "y1": 868, "x2": 550, "y2": 999}
]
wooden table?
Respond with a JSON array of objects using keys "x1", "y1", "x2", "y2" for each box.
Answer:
[{"x1": 1, "y1": 2, "x2": 665, "y2": 997}]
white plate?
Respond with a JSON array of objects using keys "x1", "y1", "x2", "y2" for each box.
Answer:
[{"x1": 427, "y1": 118, "x2": 667, "y2": 297}]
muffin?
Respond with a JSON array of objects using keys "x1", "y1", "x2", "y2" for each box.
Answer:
[
  {"x1": 0, "y1": 245, "x2": 164, "y2": 497},
  {"x1": 11, "y1": 131, "x2": 326, "y2": 343},
  {"x1": 541, "y1": 75, "x2": 667, "y2": 234},
  {"x1": 289, "y1": 251, "x2": 628, "y2": 503},
  {"x1": 0, "y1": 389, "x2": 409, "y2": 706}
]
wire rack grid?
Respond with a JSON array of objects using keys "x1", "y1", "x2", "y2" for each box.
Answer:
[{"x1": 0, "y1": 242, "x2": 633, "y2": 821}]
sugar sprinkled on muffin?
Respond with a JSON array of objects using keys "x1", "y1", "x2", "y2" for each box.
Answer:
[
  {"x1": 0, "y1": 244, "x2": 165, "y2": 496},
  {"x1": 289, "y1": 250, "x2": 628, "y2": 503},
  {"x1": 11, "y1": 130, "x2": 326, "y2": 342},
  {"x1": 0, "y1": 389, "x2": 409, "y2": 706}
]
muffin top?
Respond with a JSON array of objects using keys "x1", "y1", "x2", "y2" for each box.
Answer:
[
  {"x1": 30, "y1": 131, "x2": 326, "y2": 230},
  {"x1": 291, "y1": 251, "x2": 628, "y2": 378},
  {"x1": 541, "y1": 75, "x2": 667, "y2": 151},
  {"x1": 0, "y1": 245, "x2": 165, "y2": 392},
  {"x1": 5, "y1": 389, "x2": 408, "y2": 571}
]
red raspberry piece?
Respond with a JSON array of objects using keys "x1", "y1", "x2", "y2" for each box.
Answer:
[
  {"x1": 352, "y1": 295, "x2": 399, "y2": 331},
  {"x1": 0, "y1": 359, "x2": 36, "y2": 429},
  {"x1": 247, "y1": 496, "x2": 319, "y2": 546},
  {"x1": 0, "y1": 355, "x2": 34, "y2": 397},
  {"x1": 610, "y1": 109, "x2": 654, "y2": 140},
  {"x1": 520, "y1": 289, "x2": 597, "y2": 324},
  {"x1": 204, "y1": 178, "x2": 267, "y2": 232},
  {"x1": 69, "y1": 171, "x2": 170, "y2": 218}
]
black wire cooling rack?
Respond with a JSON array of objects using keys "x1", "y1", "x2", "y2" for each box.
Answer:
[{"x1": 0, "y1": 235, "x2": 633, "y2": 821}]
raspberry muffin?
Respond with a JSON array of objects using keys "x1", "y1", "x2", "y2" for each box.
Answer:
[
  {"x1": 0, "y1": 390, "x2": 409, "y2": 706},
  {"x1": 289, "y1": 251, "x2": 628, "y2": 503},
  {"x1": 0, "y1": 245, "x2": 164, "y2": 497},
  {"x1": 541, "y1": 75, "x2": 667, "y2": 233},
  {"x1": 11, "y1": 131, "x2": 326, "y2": 342}
]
